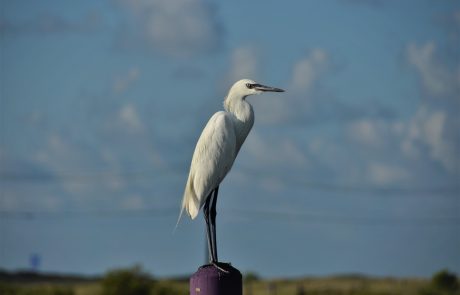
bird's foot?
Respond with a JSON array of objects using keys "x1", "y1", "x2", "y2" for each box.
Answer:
[{"x1": 211, "y1": 261, "x2": 229, "y2": 273}]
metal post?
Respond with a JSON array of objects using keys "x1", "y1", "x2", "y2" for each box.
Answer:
[{"x1": 190, "y1": 263, "x2": 242, "y2": 295}]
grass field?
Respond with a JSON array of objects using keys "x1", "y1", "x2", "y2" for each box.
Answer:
[
  {"x1": 1, "y1": 268, "x2": 459, "y2": 295},
  {"x1": 244, "y1": 276, "x2": 429, "y2": 295},
  {"x1": 0, "y1": 277, "x2": 445, "y2": 295}
]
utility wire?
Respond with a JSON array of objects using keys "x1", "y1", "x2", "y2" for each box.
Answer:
[
  {"x1": 1, "y1": 170, "x2": 458, "y2": 197},
  {"x1": 0, "y1": 207, "x2": 458, "y2": 227}
]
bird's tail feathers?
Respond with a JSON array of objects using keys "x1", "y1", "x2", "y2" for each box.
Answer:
[
  {"x1": 173, "y1": 174, "x2": 198, "y2": 234},
  {"x1": 173, "y1": 204, "x2": 185, "y2": 234}
]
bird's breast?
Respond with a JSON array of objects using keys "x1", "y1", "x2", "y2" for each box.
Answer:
[{"x1": 233, "y1": 112, "x2": 254, "y2": 154}]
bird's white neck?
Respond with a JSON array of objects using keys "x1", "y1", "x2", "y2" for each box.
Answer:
[
  {"x1": 223, "y1": 91, "x2": 254, "y2": 124},
  {"x1": 223, "y1": 90, "x2": 255, "y2": 153}
]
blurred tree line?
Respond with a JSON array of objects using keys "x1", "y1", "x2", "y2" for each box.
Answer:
[
  {"x1": 419, "y1": 269, "x2": 460, "y2": 295},
  {"x1": 0, "y1": 265, "x2": 187, "y2": 295},
  {"x1": 0, "y1": 267, "x2": 458, "y2": 295},
  {"x1": 100, "y1": 265, "x2": 186, "y2": 295}
]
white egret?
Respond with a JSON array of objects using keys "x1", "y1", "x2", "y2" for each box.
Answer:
[{"x1": 178, "y1": 79, "x2": 284, "y2": 268}]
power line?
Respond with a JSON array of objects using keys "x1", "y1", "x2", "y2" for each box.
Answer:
[
  {"x1": 1, "y1": 170, "x2": 458, "y2": 197},
  {"x1": 0, "y1": 170, "x2": 173, "y2": 182},
  {"x1": 0, "y1": 207, "x2": 176, "y2": 219},
  {"x1": 0, "y1": 207, "x2": 458, "y2": 227},
  {"x1": 228, "y1": 208, "x2": 460, "y2": 227},
  {"x1": 239, "y1": 168, "x2": 460, "y2": 196}
]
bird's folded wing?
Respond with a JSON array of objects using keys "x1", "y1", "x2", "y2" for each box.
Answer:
[{"x1": 182, "y1": 111, "x2": 237, "y2": 219}]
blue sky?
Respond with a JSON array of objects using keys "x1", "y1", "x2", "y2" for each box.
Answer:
[{"x1": 1, "y1": 0, "x2": 459, "y2": 278}]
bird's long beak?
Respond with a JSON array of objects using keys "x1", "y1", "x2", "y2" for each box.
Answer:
[{"x1": 253, "y1": 84, "x2": 285, "y2": 92}]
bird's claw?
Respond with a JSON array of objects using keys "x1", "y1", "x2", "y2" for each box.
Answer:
[{"x1": 211, "y1": 262, "x2": 229, "y2": 273}]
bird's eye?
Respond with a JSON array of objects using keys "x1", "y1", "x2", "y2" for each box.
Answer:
[{"x1": 246, "y1": 83, "x2": 253, "y2": 89}]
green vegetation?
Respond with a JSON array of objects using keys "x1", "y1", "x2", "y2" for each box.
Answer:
[
  {"x1": 0, "y1": 282, "x2": 74, "y2": 295},
  {"x1": 418, "y1": 269, "x2": 460, "y2": 295},
  {"x1": 0, "y1": 267, "x2": 458, "y2": 295},
  {"x1": 0, "y1": 266, "x2": 187, "y2": 295},
  {"x1": 432, "y1": 269, "x2": 459, "y2": 292},
  {"x1": 100, "y1": 265, "x2": 152, "y2": 295},
  {"x1": 99, "y1": 265, "x2": 187, "y2": 295},
  {"x1": 244, "y1": 271, "x2": 261, "y2": 283}
]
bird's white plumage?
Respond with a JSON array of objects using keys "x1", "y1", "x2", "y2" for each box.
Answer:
[
  {"x1": 177, "y1": 79, "x2": 282, "y2": 224},
  {"x1": 183, "y1": 111, "x2": 237, "y2": 219}
]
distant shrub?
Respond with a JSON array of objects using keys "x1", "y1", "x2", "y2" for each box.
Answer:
[
  {"x1": 420, "y1": 269, "x2": 459, "y2": 295},
  {"x1": 432, "y1": 269, "x2": 459, "y2": 292},
  {"x1": 101, "y1": 265, "x2": 153, "y2": 295},
  {"x1": 244, "y1": 272, "x2": 260, "y2": 283}
]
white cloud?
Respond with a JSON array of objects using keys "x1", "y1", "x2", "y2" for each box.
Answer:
[
  {"x1": 1, "y1": 190, "x2": 37, "y2": 211},
  {"x1": 113, "y1": 67, "x2": 140, "y2": 94},
  {"x1": 406, "y1": 42, "x2": 458, "y2": 98},
  {"x1": 402, "y1": 105, "x2": 458, "y2": 172},
  {"x1": 251, "y1": 48, "x2": 330, "y2": 125},
  {"x1": 36, "y1": 134, "x2": 92, "y2": 194},
  {"x1": 119, "y1": 103, "x2": 143, "y2": 132},
  {"x1": 225, "y1": 46, "x2": 259, "y2": 85},
  {"x1": 368, "y1": 162, "x2": 410, "y2": 186},
  {"x1": 120, "y1": 194, "x2": 145, "y2": 210},
  {"x1": 401, "y1": 39, "x2": 460, "y2": 174},
  {"x1": 36, "y1": 135, "x2": 74, "y2": 166},
  {"x1": 347, "y1": 119, "x2": 382, "y2": 147},
  {"x1": 230, "y1": 130, "x2": 312, "y2": 193},
  {"x1": 244, "y1": 131, "x2": 308, "y2": 170},
  {"x1": 228, "y1": 39, "x2": 458, "y2": 193},
  {"x1": 100, "y1": 149, "x2": 125, "y2": 191},
  {"x1": 291, "y1": 49, "x2": 328, "y2": 92},
  {"x1": 116, "y1": 0, "x2": 223, "y2": 57},
  {"x1": 32, "y1": 130, "x2": 165, "y2": 210},
  {"x1": 98, "y1": 102, "x2": 166, "y2": 172},
  {"x1": 344, "y1": 103, "x2": 458, "y2": 179}
]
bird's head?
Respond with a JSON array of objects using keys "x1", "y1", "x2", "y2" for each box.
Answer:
[{"x1": 229, "y1": 79, "x2": 285, "y2": 98}]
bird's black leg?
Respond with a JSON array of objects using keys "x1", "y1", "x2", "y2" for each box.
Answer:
[
  {"x1": 209, "y1": 186, "x2": 228, "y2": 273},
  {"x1": 210, "y1": 186, "x2": 219, "y2": 263},
  {"x1": 203, "y1": 194, "x2": 213, "y2": 263}
]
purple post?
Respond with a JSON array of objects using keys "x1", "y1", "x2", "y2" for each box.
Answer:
[{"x1": 190, "y1": 263, "x2": 242, "y2": 295}]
